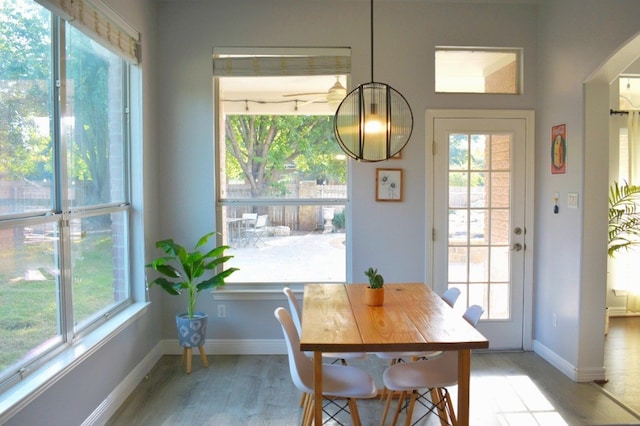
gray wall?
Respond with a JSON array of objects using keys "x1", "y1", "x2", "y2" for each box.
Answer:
[
  {"x1": 535, "y1": 0, "x2": 640, "y2": 378},
  {"x1": 7, "y1": 0, "x2": 640, "y2": 424},
  {"x1": 154, "y1": 0, "x2": 538, "y2": 341}
]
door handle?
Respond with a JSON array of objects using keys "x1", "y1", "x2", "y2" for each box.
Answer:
[{"x1": 511, "y1": 243, "x2": 523, "y2": 251}]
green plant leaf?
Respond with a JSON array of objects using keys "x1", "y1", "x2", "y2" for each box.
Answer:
[
  {"x1": 145, "y1": 231, "x2": 239, "y2": 314},
  {"x1": 148, "y1": 277, "x2": 181, "y2": 295},
  {"x1": 196, "y1": 268, "x2": 240, "y2": 291},
  {"x1": 608, "y1": 181, "x2": 640, "y2": 257}
]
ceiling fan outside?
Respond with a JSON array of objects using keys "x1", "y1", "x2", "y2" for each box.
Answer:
[{"x1": 283, "y1": 77, "x2": 347, "y2": 110}]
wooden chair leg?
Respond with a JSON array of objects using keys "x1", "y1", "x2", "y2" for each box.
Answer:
[
  {"x1": 431, "y1": 387, "x2": 448, "y2": 424},
  {"x1": 404, "y1": 391, "x2": 418, "y2": 426},
  {"x1": 198, "y1": 345, "x2": 208, "y2": 368},
  {"x1": 302, "y1": 394, "x2": 313, "y2": 426},
  {"x1": 381, "y1": 390, "x2": 394, "y2": 425},
  {"x1": 440, "y1": 388, "x2": 457, "y2": 425},
  {"x1": 349, "y1": 397, "x2": 362, "y2": 426},
  {"x1": 391, "y1": 391, "x2": 406, "y2": 426}
]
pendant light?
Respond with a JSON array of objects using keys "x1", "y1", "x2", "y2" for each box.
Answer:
[{"x1": 333, "y1": 0, "x2": 413, "y2": 162}]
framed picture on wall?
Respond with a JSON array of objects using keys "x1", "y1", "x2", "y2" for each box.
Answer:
[
  {"x1": 551, "y1": 124, "x2": 567, "y2": 174},
  {"x1": 376, "y1": 168, "x2": 403, "y2": 201}
]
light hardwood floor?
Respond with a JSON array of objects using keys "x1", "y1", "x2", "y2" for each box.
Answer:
[
  {"x1": 107, "y1": 320, "x2": 640, "y2": 426},
  {"x1": 602, "y1": 316, "x2": 640, "y2": 416}
]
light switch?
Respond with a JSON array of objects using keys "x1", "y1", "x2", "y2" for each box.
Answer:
[{"x1": 568, "y1": 193, "x2": 579, "y2": 208}]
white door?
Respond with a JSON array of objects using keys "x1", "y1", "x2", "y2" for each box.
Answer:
[{"x1": 428, "y1": 110, "x2": 534, "y2": 350}]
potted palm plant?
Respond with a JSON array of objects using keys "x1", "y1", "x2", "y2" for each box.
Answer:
[
  {"x1": 364, "y1": 267, "x2": 385, "y2": 306},
  {"x1": 146, "y1": 231, "x2": 238, "y2": 363}
]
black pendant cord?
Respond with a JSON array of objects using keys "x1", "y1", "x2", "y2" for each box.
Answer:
[{"x1": 370, "y1": 0, "x2": 374, "y2": 82}]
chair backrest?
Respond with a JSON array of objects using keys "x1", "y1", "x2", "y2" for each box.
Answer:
[
  {"x1": 255, "y1": 214, "x2": 268, "y2": 228},
  {"x1": 441, "y1": 287, "x2": 461, "y2": 308},
  {"x1": 463, "y1": 304, "x2": 484, "y2": 327},
  {"x1": 242, "y1": 212, "x2": 258, "y2": 227},
  {"x1": 274, "y1": 307, "x2": 313, "y2": 393},
  {"x1": 282, "y1": 287, "x2": 303, "y2": 335}
]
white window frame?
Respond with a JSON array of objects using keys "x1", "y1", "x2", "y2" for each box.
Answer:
[
  {"x1": 0, "y1": 1, "x2": 145, "y2": 412},
  {"x1": 213, "y1": 47, "x2": 352, "y2": 293}
]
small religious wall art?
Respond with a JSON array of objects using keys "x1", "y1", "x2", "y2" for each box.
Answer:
[
  {"x1": 376, "y1": 168, "x2": 403, "y2": 202},
  {"x1": 551, "y1": 124, "x2": 567, "y2": 174}
]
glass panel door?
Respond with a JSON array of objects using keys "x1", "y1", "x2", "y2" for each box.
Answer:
[{"x1": 433, "y1": 115, "x2": 529, "y2": 350}]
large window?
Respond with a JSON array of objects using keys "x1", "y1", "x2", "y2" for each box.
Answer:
[
  {"x1": 214, "y1": 49, "x2": 350, "y2": 284},
  {"x1": 0, "y1": 0, "x2": 133, "y2": 390}
]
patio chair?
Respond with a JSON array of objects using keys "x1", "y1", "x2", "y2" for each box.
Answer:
[
  {"x1": 243, "y1": 214, "x2": 267, "y2": 246},
  {"x1": 274, "y1": 307, "x2": 377, "y2": 426}
]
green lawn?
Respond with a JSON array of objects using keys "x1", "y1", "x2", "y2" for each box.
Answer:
[{"x1": 0, "y1": 232, "x2": 117, "y2": 371}]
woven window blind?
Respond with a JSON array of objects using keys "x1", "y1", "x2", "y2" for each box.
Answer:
[
  {"x1": 35, "y1": 0, "x2": 140, "y2": 64},
  {"x1": 213, "y1": 47, "x2": 350, "y2": 77}
]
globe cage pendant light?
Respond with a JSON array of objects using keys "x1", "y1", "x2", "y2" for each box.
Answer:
[{"x1": 333, "y1": 0, "x2": 413, "y2": 162}]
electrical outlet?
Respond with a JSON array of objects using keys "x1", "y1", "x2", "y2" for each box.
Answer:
[{"x1": 217, "y1": 304, "x2": 226, "y2": 318}]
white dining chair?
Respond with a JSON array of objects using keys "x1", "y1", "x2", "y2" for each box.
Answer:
[
  {"x1": 274, "y1": 307, "x2": 378, "y2": 426},
  {"x1": 441, "y1": 287, "x2": 461, "y2": 308},
  {"x1": 375, "y1": 287, "x2": 463, "y2": 376},
  {"x1": 380, "y1": 304, "x2": 485, "y2": 426},
  {"x1": 283, "y1": 287, "x2": 367, "y2": 364}
]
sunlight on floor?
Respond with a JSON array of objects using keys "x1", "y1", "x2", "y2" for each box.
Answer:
[{"x1": 466, "y1": 375, "x2": 568, "y2": 425}]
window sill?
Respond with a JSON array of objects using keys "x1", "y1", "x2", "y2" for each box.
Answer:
[
  {"x1": 212, "y1": 284, "x2": 305, "y2": 301},
  {"x1": 0, "y1": 302, "x2": 150, "y2": 423}
]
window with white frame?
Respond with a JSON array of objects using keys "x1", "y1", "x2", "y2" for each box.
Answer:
[
  {"x1": 0, "y1": 0, "x2": 136, "y2": 390},
  {"x1": 214, "y1": 48, "x2": 350, "y2": 284},
  {"x1": 435, "y1": 47, "x2": 522, "y2": 94}
]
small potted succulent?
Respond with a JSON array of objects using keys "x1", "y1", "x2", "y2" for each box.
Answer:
[{"x1": 364, "y1": 267, "x2": 384, "y2": 306}]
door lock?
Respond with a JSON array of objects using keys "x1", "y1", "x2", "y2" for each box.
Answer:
[{"x1": 511, "y1": 243, "x2": 523, "y2": 251}]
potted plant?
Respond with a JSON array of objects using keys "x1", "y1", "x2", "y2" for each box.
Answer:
[
  {"x1": 146, "y1": 231, "x2": 238, "y2": 370},
  {"x1": 364, "y1": 267, "x2": 385, "y2": 306}
]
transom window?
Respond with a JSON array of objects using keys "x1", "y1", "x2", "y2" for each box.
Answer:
[
  {"x1": 436, "y1": 47, "x2": 522, "y2": 94},
  {"x1": 214, "y1": 48, "x2": 350, "y2": 284}
]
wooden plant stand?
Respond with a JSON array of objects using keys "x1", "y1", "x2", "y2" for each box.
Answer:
[{"x1": 181, "y1": 345, "x2": 209, "y2": 374}]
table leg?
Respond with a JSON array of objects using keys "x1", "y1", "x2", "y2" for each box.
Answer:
[
  {"x1": 313, "y1": 351, "x2": 322, "y2": 425},
  {"x1": 457, "y1": 349, "x2": 471, "y2": 426}
]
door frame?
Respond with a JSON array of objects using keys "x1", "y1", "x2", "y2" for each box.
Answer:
[{"x1": 425, "y1": 109, "x2": 535, "y2": 351}]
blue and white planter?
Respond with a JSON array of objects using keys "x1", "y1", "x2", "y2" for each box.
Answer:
[{"x1": 176, "y1": 312, "x2": 208, "y2": 348}]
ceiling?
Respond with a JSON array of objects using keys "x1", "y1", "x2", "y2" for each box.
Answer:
[{"x1": 219, "y1": 75, "x2": 347, "y2": 114}]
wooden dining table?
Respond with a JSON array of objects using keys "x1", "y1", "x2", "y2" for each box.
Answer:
[{"x1": 299, "y1": 283, "x2": 489, "y2": 426}]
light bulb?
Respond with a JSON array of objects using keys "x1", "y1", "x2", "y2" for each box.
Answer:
[{"x1": 364, "y1": 115, "x2": 384, "y2": 133}]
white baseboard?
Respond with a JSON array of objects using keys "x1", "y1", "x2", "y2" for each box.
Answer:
[
  {"x1": 82, "y1": 343, "x2": 163, "y2": 426},
  {"x1": 609, "y1": 308, "x2": 640, "y2": 317},
  {"x1": 533, "y1": 339, "x2": 605, "y2": 382}
]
